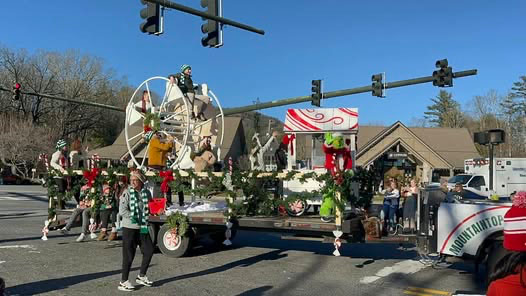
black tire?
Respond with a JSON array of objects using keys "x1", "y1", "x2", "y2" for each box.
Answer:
[
  {"x1": 15, "y1": 178, "x2": 22, "y2": 185},
  {"x1": 486, "y1": 241, "x2": 509, "y2": 283},
  {"x1": 157, "y1": 224, "x2": 192, "y2": 258}
]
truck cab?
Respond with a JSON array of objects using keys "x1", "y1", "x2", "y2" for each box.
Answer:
[{"x1": 447, "y1": 174, "x2": 490, "y2": 199}]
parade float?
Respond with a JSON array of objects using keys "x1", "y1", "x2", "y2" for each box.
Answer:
[{"x1": 34, "y1": 61, "x2": 510, "y2": 280}]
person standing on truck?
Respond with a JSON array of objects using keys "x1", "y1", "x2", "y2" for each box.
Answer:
[
  {"x1": 487, "y1": 191, "x2": 526, "y2": 296},
  {"x1": 118, "y1": 170, "x2": 154, "y2": 292},
  {"x1": 381, "y1": 180, "x2": 400, "y2": 234}
]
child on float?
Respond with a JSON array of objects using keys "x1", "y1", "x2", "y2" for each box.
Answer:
[{"x1": 98, "y1": 176, "x2": 128, "y2": 241}]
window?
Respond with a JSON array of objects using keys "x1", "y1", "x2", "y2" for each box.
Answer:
[{"x1": 468, "y1": 176, "x2": 485, "y2": 188}]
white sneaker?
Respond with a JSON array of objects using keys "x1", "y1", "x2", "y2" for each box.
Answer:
[
  {"x1": 76, "y1": 233, "x2": 86, "y2": 242},
  {"x1": 118, "y1": 280, "x2": 135, "y2": 292},
  {"x1": 60, "y1": 227, "x2": 69, "y2": 235},
  {"x1": 136, "y1": 275, "x2": 153, "y2": 287},
  {"x1": 90, "y1": 232, "x2": 97, "y2": 240}
]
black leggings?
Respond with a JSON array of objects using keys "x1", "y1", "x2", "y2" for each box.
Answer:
[
  {"x1": 121, "y1": 227, "x2": 154, "y2": 282},
  {"x1": 100, "y1": 208, "x2": 118, "y2": 229}
]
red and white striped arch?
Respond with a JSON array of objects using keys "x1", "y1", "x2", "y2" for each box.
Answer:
[{"x1": 284, "y1": 108, "x2": 358, "y2": 133}]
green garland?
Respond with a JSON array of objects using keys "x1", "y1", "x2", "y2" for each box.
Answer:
[
  {"x1": 166, "y1": 211, "x2": 189, "y2": 237},
  {"x1": 42, "y1": 165, "x2": 376, "y2": 221},
  {"x1": 143, "y1": 112, "x2": 161, "y2": 132}
]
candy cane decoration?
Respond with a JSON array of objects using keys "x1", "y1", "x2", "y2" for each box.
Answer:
[
  {"x1": 90, "y1": 154, "x2": 100, "y2": 169},
  {"x1": 41, "y1": 220, "x2": 50, "y2": 241},
  {"x1": 39, "y1": 153, "x2": 50, "y2": 171},
  {"x1": 222, "y1": 157, "x2": 234, "y2": 246},
  {"x1": 89, "y1": 217, "x2": 97, "y2": 239},
  {"x1": 333, "y1": 230, "x2": 343, "y2": 256}
]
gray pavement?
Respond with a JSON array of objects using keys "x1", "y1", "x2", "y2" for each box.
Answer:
[{"x1": 0, "y1": 185, "x2": 487, "y2": 296}]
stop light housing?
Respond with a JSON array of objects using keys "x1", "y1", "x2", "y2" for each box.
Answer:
[
  {"x1": 311, "y1": 80, "x2": 322, "y2": 107},
  {"x1": 371, "y1": 73, "x2": 383, "y2": 97},
  {"x1": 201, "y1": 0, "x2": 223, "y2": 47},
  {"x1": 432, "y1": 59, "x2": 453, "y2": 87},
  {"x1": 140, "y1": 0, "x2": 162, "y2": 35},
  {"x1": 12, "y1": 82, "x2": 21, "y2": 100}
]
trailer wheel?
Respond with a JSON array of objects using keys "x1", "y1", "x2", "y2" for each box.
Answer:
[
  {"x1": 486, "y1": 241, "x2": 509, "y2": 283},
  {"x1": 157, "y1": 224, "x2": 191, "y2": 258},
  {"x1": 286, "y1": 199, "x2": 307, "y2": 217}
]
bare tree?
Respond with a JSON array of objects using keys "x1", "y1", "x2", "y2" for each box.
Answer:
[{"x1": 0, "y1": 114, "x2": 55, "y2": 178}]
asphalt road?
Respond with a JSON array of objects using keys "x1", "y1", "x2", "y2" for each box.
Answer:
[{"x1": 0, "y1": 185, "x2": 487, "y2": 296}]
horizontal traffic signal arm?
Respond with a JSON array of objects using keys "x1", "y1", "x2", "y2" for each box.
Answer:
[
  {"x1": 223, "y1": 68, "x2": 477, "y2": 116},
  {"x1": 0, "y1": 86, "x2": 125, "y2": 112},
  {"x1": 143, "y1": 0, "x2": 264, "y2": 35}
]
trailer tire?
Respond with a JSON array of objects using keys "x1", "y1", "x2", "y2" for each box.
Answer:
[
  {"x1": 157, "y1": 224, "x2": 191, "y2": 258},
  {"x1": 486, "y1": 241, "x2": 509, "y2": 283}
]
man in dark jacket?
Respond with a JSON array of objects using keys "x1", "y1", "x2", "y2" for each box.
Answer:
[
  {"x1": 275, "y1": 142, "x2": 288, "y2": 171},
  {"x1": 169, "y1": 64, "x2": 209, "y2": 121}
]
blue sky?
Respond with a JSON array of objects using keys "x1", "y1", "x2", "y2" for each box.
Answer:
[{"x1": 1, "y1": 0, "x2": 525, "y2": 126}]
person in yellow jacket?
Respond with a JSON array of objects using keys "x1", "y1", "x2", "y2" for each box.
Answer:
[{"x1": 145, "y1": 131, "x2": 173, "y2": 169}]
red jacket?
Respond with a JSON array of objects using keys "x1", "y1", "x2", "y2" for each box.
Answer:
[{"x1": 487, "y1": 266, "x2": 526, "y2": 296}]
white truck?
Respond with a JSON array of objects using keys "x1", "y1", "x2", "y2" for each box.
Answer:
[{"x1": 447, "y1": 158, "x2": 526, "y2": 198}]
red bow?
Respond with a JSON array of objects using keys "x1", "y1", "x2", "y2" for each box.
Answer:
[
  {"x1": 83, "y1": 168, "x2": 100, "y2": 188},
  {"x1": 282, "y1": 134, "x2": 296, "y2": 155},
  {"x1": 288, "y1": 134, "x2": 296, "y2": 155},
  {"x1": 159, "y1": 170, "x2": 174, "y2": 193}
]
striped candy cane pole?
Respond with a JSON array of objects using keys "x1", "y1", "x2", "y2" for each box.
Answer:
[
  {"x1": 91, "y1": 154, "x2": 100, "y2": 169},
  {"x1": 39, "y1": 154, "x2": 50, "y2": 171},
  {"x1": 223, "y1": 156, "x2": 234, "y2": 246}
]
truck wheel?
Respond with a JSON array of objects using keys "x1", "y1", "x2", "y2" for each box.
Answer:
[
  {"x1": 157, "y1": 224, "x2": 191, "y2": 258},
  {"x1": 486, "y1": 241, "x2": 509, "y2": 283}
]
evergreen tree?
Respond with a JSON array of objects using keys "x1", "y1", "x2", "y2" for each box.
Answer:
[{"x1": 424, "y1": 90, "x2": 464, "y2": 128}]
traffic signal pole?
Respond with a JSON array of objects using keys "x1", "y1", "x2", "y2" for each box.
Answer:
[
  {"x1": 143, "y1": 0, "x2": 265, "y2": 35},
  {"x1": 223, "y1": 69, "x2": 477, "y2": 116},
  {"x1": 0, "y1": 67, "x2": 477, "y2": 116}
]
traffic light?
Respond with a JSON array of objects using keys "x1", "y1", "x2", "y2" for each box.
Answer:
[
  {"x1": 201, "y1": 0, "x2": 223, "y2": 47},
  {"x1": 140, "y1": 0, "x2": 163, "y2": 35},
  {"x1": 371, "y1": 73, "x2": 383, "y2": 97},
  {"x1": 12, "y1": 82, "x2": 21, "y2": 100},
  {"x1": 432, "y1": 59, "x2": 453, "y2": 87},
  {"x1": 311, "y1": 79, "x2": 322, "y2": 107}
]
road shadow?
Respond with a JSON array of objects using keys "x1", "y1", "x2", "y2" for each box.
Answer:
[
  {"x1": 235, "y1": 285, "x2": 273, "y2": 296},
  {"x1": 5, "y1": 267, "x2": 141, "y2": 295},
  {"x1": 155, "y1": 249, "x2": 287, "y2": 287},
  {"x1": 231, "y1": 230, "x2": 418, "y2": 260}
]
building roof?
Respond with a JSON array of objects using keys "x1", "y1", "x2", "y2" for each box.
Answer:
[{"x1": 358, "y1": 122, "x2": 480, "y2": 168}]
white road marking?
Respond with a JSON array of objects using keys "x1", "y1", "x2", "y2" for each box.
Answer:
[
  {"x1": 360, "y1": 259, "x2": 428, "y2": 284},
  {"x1": 0, "y1": 196, "x2": 33, "y2": 201},
  {"x1": 0, "y1": 245, "x2": 35, "y2": 250},
  {"x1": 0, "y1": 261, "x2": 5, "y2": 264}
]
